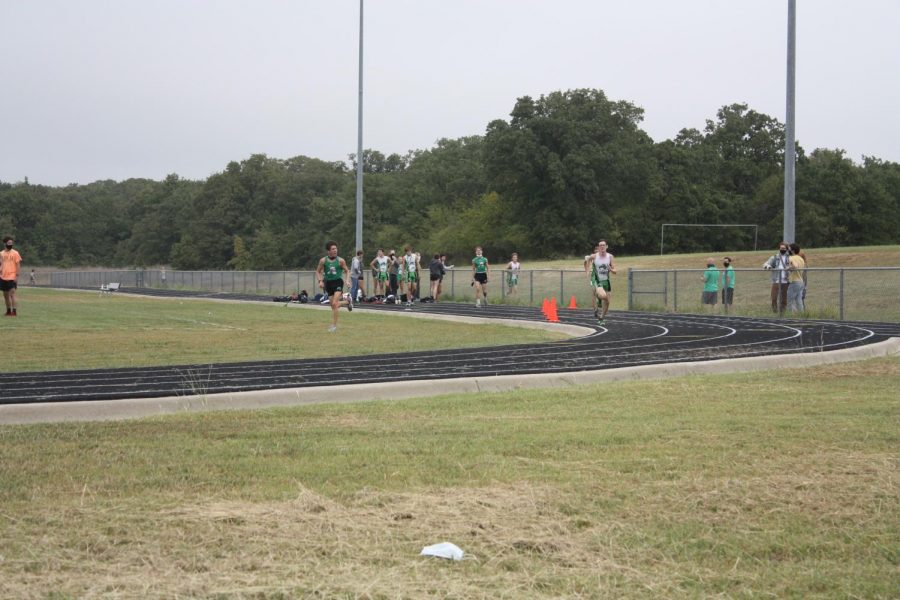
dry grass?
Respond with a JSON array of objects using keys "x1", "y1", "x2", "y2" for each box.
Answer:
[{"x1": 1, "y1": 358, "x2": 898, "y2": 598}]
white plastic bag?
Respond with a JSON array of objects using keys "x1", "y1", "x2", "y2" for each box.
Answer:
[{"x1": 420, "y1": 542, "x2": 464, "y2": 561}]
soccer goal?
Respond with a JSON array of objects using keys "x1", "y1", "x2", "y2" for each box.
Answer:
[{"x1": 659, "y1": 223, "x2": 759, "y2": 255}]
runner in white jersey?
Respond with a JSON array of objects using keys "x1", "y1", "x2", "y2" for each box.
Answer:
[
  {"x1": 370, "y1": 248, "x2": 390, "y2": 299},
  {"x1": 403, "y1": 245, "x2": 422, "y2": 307},
  {"x1": 506, "y1": 252, "x2": 521, "y2": 297},
  {"x1": 584, "y1": 240, "x2": 617, "y2": 324}
]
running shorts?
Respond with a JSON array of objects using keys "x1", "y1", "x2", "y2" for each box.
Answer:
[
  {"x1": 0, "y1": 278, "x2": 17, "y2": 292},
  {"x1": 474, "y1": 272, "x2": 488, "y2": 285},
  {"x1": 324, "y1": 279, "x2": 344, "y2": 296}
]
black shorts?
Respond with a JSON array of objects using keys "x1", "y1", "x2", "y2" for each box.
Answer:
[
  {"x1": 474, "y1": 273, "x2": 488, "y2": 284},
  {"x1": 0, "y1": 279, "x2": 16, "y2": 292},
  {"x1": 324, "y1": 279, "x2": 344, "y2": 296},
  {"x1": 429, "y1": 274, "x2": 441, "y2": 281},
  {"x1": 722, "y1": 288, "x2": 734, "y2": 305}
]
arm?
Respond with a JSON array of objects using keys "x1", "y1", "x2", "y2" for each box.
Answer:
[
  {"x1": 609, "y1": 256, "x2": 617, "y2": 275},
  {"x1": 315, "y1": 258, "x2": 325, "y2": 289}
]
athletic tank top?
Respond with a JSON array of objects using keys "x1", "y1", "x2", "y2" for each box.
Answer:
[
  {"x1": 473, "y1": 256, "x2": 488, "y2": 273},
  {"x1": 592, "y1": 253, "x2": 612, "y2": 281},
  {"x1": 405, "y1": 254, "x2": 417, "y2": 273},
  {"x1": 376, "y1": 256, "x2": 388, "y2": 272},
  {"x1": 508, "y1": 261, "x2": 520, "y2": 272},
  {"x1": 323, "y1": 256, "x2": 343, "y2": 281}
]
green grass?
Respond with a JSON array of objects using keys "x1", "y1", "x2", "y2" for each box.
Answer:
[
  {"x1": 1, "y1": 357, "x2": 897, "y2": 598},
  {"x1": 2, "y1": 288, "x2": 567, "y2": 372}
]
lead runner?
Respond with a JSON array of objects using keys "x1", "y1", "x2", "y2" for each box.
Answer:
[
  {"x1": 315, "y1": 241, "x2": 353, "y2": 332},
  {"x1": 585, "y1": 240, "x2": 617, "y2": 325}
]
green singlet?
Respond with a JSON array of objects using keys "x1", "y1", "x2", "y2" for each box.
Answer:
[
  {"x1": 473, "y1": 256, "x2": 488, "y2": 273},
  {"x1": 323, "y1": 256, "x2": 343, "y2": 281}
]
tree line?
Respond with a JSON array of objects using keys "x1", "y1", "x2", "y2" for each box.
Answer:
[{"x1": 2, "y1": 89, "x2": 898, "y2": 269}]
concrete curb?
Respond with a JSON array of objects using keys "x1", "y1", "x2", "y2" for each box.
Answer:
[{"x1": 3, "y1": 337, "x2": 896, "y2": 425}]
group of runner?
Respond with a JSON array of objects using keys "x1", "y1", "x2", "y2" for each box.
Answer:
[{"x1": 316, "y1": 240, "x2": 618, "y2": 331}]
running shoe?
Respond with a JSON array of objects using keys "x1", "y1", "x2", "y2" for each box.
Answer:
[
  {"x1": 346, "y1": 298, "x2": 353, "y2": 312},
  {"x1": 328, "y1": 325, "x2": 337, "y2": 333}
]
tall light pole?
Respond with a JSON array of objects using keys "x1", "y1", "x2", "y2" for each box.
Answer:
[
  {"x1": 783, "y1": 0, "x2": 796, "y2": 243},
  {"x1": 355, "y1": 0, "x2": 364, "y2": 252}
]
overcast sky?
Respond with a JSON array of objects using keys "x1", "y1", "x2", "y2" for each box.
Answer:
[{"x1": 2, "y1": 0, "x2": 898, "y2": 186}]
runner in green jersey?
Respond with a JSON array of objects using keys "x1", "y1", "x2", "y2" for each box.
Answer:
[
  {"x1": 315, "y1": 241, "x2": 352, "y2": 332},
  {"x1": 472, "y1": 246, "x2": 490, "y2": 307}
]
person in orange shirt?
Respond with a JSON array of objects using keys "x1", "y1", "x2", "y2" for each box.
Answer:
[{"x1": 1, "y1": 236, "x2": 22, "y2": 316}]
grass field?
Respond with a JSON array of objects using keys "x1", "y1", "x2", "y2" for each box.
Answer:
[
  {"x1": 2, "y1": 289, "x2": 567, "y2": 372},
  {"x1": 1, "y1": 357, "x2": 897, "y2": 598}
]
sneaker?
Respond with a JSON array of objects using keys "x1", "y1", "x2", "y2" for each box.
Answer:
[
  {"x1": 483, "y1": 298, "x2": 489, "y2": 306},
  {"x1": 11, "y1": 309, "x2": 16, "y2": 317},
  {"x1": 3, "y1": 309, "x2": 10, "y2": 316},
  {"x1": 328, "y1": 325, "x2": 337, "y2": 333},
  {"x1": 346, "y1": 299, "x2": 353, "y2": 312},
  {"x1": 597, "y1": 319, "x2": 605, "y2": 326}
]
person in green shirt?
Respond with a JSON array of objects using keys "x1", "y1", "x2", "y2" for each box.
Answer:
[
  {"x1": 701, "y1": 257, "x2": 719, "y2": 313},
  {"x1": 472, "y1": 246, "x2": 490, "y2": 307},
  {"x1": 315, "y1": 241, "x2": 352, "y2": 332},
  {"x1": 721, "y1": 257, "x2": 736, "y2": 314}
]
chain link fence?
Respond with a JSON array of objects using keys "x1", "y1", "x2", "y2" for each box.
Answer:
[
  {"x1": 628, "y1": 267, "x2": 900, "y2": 322},
  {"x1": 48, "y1": 266, "x2": 900, "y2": 322}
]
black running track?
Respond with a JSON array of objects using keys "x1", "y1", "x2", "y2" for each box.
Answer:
[{"x1": 2, "y1": 288, "x2": 898, "y2": 405}]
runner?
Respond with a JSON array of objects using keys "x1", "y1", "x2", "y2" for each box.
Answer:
[
  {"x1": 315, "y1": 241, "x2": 352, "y2": 332},
  {"x1": 403, "y1": 245, "x2": 422, "y2": 307},
  {"x1": 585, "y1": 240, "x2": 617, "y2": 324},
  {"x1": 472, "y1": 246, "x2": 490, "y2": 307},
  {"x1": 370, "y1": 248, "x2": 390, "y2": 299},
  {"x1": 505, "y1": 252, "x2": 521, "y2": 297}
]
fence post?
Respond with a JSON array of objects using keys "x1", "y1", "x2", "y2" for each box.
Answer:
[
  {"x1": 560, "y1": 270, "x2": 564, "y2": 304},
  {"x1": 673, "y1": 270, "x2": 678, "y2": 313},
  {"x1": 451, "y1": 269, "x2": 455, "y2": 299},
  {"x1": 529, "y1": 270, "x2": 534, "y2": 306},
  {"x1": 663, "y1": 270, "x2": 668, "y2": 309},
  {"x1": 627, "y1": 268, "x2": 633, "y2": 311},
  {"x1": 839, "y1": 268, "x2": 844, "y2": 321}
]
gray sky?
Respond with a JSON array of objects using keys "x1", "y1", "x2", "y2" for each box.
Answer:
[{"x1": 2, "y1": 0, "x2": 898, "y2": 186}]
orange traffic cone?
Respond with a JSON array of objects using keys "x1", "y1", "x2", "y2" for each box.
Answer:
[
  {"x1": 541, "y1": 298, "x2": 549, "y2": 316},
  {"x1": 567, "y1": 295, "x2": 577, "y2": 309},
  {"x1": 548, "y1": 297, "x2": 559, "y2": 322}
]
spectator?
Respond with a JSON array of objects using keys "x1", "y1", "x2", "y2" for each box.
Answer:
[
  {"x1": 701, "y1": 257, "x2": 719, "y2": 313},
  {"x1": 350, "y1": 249, "x2": 365, "y2": 302},
  {"x1": 428, "y1": 254, "x2": 445, "y2": 301},
  {"x1": 0, "y1": 236, "x2": 22, "y2": 316},
  {"x1": 436, "y1": 254, "x2": 452, "y2": 302},
  {"x1": 787, "y1": 242, "x2": 806, "y2": 313},
  {"x1": 793, "y1": 243, "x2": 809, "y2": 305},
  {"x1": 29, "y1": 269, "x2": 36, "y2": 286},
  {"x1": 721, "y1": 257, "x2": 735, "y2": 314},
  {"x1": 763, "y1": 242, "x2": 791, "y2": 314}
]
